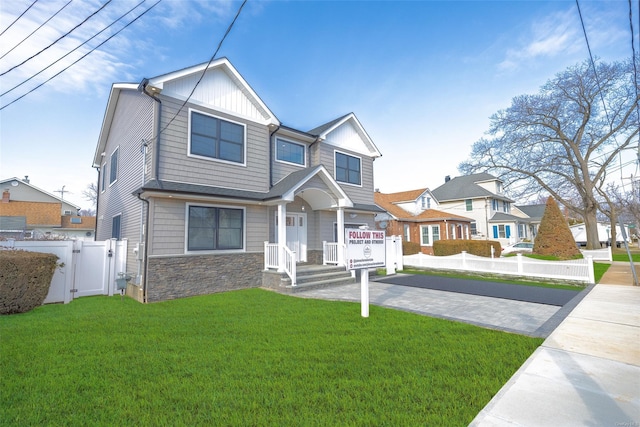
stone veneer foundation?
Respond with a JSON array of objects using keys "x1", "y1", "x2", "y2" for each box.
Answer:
[{"x1": 146, "y1": 253, "x2": 263, "y2": 302}]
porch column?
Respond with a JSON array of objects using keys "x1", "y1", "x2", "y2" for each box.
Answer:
[
  {"x1": 277, "y1": 202, "x2": 287, "y2": 272},
  {"x1": 336, "y1": 207, "x2": 345, "y2": 266}
]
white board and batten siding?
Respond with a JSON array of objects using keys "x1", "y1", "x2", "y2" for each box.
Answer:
[
  {"x1": 160, "y1": 68, "x2": 272, "y2": 124},
  {"x1": 156, "y1": 98, "x2": 270, "y2": 192}
]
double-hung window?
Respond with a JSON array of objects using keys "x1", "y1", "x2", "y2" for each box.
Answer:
[
  {"x1": 465, "y1": 199, "x2": 473, "y2": 211},
  {"x1": 335, "y1": 151, "x2": 361, "y2": 185},
  {"x1": 190, "y1": 110, "x2": 245, "y2": 164},
  {"x1": 420, "y1": 225, "x2": 440, "y2": 246},
  {"x1": 187, "y1": 205, "x2": 244, "y2": 251},
  {"x1": 276, "y1": 138, "x2": 305, "y2": 166}
]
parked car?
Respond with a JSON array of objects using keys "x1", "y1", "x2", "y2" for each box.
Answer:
[{"x1": 502, "y1": 242, "x2": 534, "y2": 255}]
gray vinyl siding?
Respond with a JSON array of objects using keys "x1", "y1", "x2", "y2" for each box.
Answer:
[
  {"x1": 149, "y1": 197, "x2": 269, "y2": 256},
  {"x1": 95, "y1": 89, "x2": 154, "y2": 275},
  {"x1": 313, "y1": 144, "x2": 376, "y2": 205},
  {"x1": 156, "y1": 97, "x2": 269, "y2": 192}
]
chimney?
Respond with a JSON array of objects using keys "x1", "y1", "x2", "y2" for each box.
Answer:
[
  {"x1": 445, "y1": 175, "x2": 451, "y2": 182},
  {"x1": 2, "y1": 189, "x2": 10, "y2": 203}
]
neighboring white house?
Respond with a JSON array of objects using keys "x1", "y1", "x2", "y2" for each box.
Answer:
[{"x1": 430, "y1": 173, "x2": 528, "y2": 246}]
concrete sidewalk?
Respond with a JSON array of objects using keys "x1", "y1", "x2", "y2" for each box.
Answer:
[{"x1": 471, "y1": 262, "x2": 640, "y2": 426}]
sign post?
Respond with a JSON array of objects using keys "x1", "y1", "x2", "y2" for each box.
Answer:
[{"x1": 345, "y1": 227, "x2": 386, "y2": 317}]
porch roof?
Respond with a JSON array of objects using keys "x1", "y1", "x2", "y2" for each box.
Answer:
[{"x1": 134, "y1": 166, "x2": 368, "y2": 211}]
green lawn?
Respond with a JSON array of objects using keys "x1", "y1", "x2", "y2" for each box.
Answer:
[
  {"x1": 1, "y1": 290, "x2": 542, "y2": 426},
  {"x1": 612, "y1": 252, "x2": 640, "y2": 263}
]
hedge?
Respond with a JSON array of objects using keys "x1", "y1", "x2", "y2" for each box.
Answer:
[
  {"x1": 402, "y1": 241, "x2": 421, "y2": 255},
  {"x1": 433, "y1": 239, "x2": 502, "y2": 257},
  {"x1": 0, "y1": 250, "x2": 58, "y2": 315}
]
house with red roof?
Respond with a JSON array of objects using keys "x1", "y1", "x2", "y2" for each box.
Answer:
[{"x1": 374, "y1": 188, "x2": 473, "y2": 255}]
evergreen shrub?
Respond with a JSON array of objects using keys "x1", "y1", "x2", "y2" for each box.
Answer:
[
  {"x1": 433, "y1": 239, "x2": 502, "y2": 257},
  {"x1": 0, "y1": 250, "x2": 58, "y2": 315}
]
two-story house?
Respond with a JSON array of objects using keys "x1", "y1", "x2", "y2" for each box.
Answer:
[
  {"x1": 0, "y1": 177, "x2": 95, "y2": 240},
  {"x1": 93, "y1": 58, "x2": 382, "y2": 303},
  {"x1": 430, "y1": 173, "x2": 529, "y2": 246},
  {"x1": 374, "y1": 188, "x2": 473, "y2": 255}
]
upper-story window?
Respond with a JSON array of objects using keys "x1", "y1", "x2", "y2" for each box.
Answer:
[
  {"x1": 465, "y1": 199, "x2": 473, "y2": 211},
  {"x1": 496, "y1": 182, "x2": 503, "y2": 193},
  {"x1": 109, "y1": 147, "x2": 118, "y2": 185},
  {"x1": 189, "y1": 110, "x2": 245, "y2": 165},
  {"x1": 421, "y1": 196, "x2": 431, "y2": 209},
  {"x1": 276, "y1": 138, "x2": 305, "y2": 166},
  {"x1": 335, "y1": 151, "x2": 361, "y2": 186},
  {"x1": 503, "y1": 201, "x2": 510, "y2": 213},
  {"x1": 492, "y1": 199, "x2": 499, "y2": 211}
]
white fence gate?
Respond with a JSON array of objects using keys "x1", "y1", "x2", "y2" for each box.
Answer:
[{"x1": 0, "y1": 239, "x2": 127, "y2": 304}]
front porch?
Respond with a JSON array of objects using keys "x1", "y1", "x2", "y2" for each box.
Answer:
[
  {"x1": 263, "y1": 241, "x2": 354, "y2": 292},
  {"x1": 262, "y1": 263, "x2": 355, "y2": 294}
]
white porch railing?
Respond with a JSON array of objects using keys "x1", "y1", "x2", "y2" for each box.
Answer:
[
  {"x1": 322, "y1": 241, "x2": 343, "y2": 265},
  {"x1": 403, "y1": 252, "x2": 595, "y2": 284},
  {"x1": 264, "y1": 242, "x2": 297, "y2": 286}
]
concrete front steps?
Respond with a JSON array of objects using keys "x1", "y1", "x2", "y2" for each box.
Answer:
[{"x1": 262, "y1": 264, "x2": 355, "y2": 294}]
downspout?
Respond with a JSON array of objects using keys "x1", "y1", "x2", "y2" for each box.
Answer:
[
  {"x1": 269, "y1": 124, "x2": 280, "y2": 187},
  {"x1": 137, "y1": 79, "x2": 161, "y2": 303},
  {"x1": 93, "y1": 166, "x2": 100, "y2": 239},
  {"x1": 136, "y1": 191, "x2": 150, "y2": 303}
]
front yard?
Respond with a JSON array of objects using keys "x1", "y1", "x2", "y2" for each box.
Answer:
[{"x1": 1, "y1": 289, "x2": 542, "y2": 426}]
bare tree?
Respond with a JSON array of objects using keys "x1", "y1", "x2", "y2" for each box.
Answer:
[
  {"x1": 82, "y1": 182, "x2": 97, "y2": 208},
  {"x1": 460, "y1": 58, "x2": 639, "y2": 249}
]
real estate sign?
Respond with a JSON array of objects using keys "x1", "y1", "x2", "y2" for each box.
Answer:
[{"x1": 345, "y1": 229, "x2": 386, "y2": 270}]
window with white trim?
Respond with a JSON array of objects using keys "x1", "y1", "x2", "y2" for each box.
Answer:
[
  {"x1": 109, "y1": 148, "x2": 118, "y2": 185},
  {"x1": 420, "y1": 225, "x2": 440, "y2": 246},
  {"x1": 187, "y1": 205, "x2": 244, "y2": 251},
  {"x1": 189, "y1": 110, "x2": 245, "y2": 164},
  {"x1": 111, "y1": 214, "x2": 121, "y2": 240},
  {"x1": 465, "y1": 199, "x2": 473, "y2": 211},
  {"x1": 335, "y1": 151, "x2": 361, "y2": 185},
  {"x1": 276, "y1": 138, "x2": 305, "y2": 166}
]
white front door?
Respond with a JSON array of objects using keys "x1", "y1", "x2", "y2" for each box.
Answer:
[{"x1": 285, "y1": 213, "x2": 307, "y2": 262}]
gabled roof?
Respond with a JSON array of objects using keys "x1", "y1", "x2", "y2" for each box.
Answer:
[
  {"x1": 431, "y1": 173, "x2": 513, "y2": 203},
  {"x1": 515, "y1": 204, "x2": 546, "y2": 220},
  {"x1": 94, "y1": 58, "x2": 281, "y2": 167},
  {"x1": 308, "y1": 113, "x2": 382, "y2": 158},
  {"x1": 374, "y1": 191, "x2": 471, "y2": 222},
  {"x1": 382, "y1": 188, "x2": 429, "y2": 204},
  {"x1": 0, "y1": 177, "x2": 80, "y2": 210}
]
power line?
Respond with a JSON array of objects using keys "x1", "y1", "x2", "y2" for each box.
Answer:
[
  {"x1": 0, "y1": 0, "x2": 113, "y2": 77},
  {"x1": 0, "y1": 0, "x2": 38, "y2": 38},
  {"x1": 0, "y1": 0, "x2": 161, "y2": 111},
  {"x1": 155, "y1": 0, "x2": 247, "y2": 138},
  {"x1": 1, "y1": 0, "x2": 146, "y2": 98},
  {"x1": 0, "y1": 0, "x2": 73, "y2": 61}
]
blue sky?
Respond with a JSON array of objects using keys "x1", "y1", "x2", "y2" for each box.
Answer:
[{"x1": 0, "y1": 0, "x2": 637, "y2": 210}]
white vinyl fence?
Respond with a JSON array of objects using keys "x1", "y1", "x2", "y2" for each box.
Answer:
[
  {"x1": 404, "y1": 252, "x2": 595, "y2": 284},
  {"x1": 580, "y1": 246, "x2": 612, "y2": 262},
  {"x1": 1, "y1": 239, "x2": 127, "y2": 304}
]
